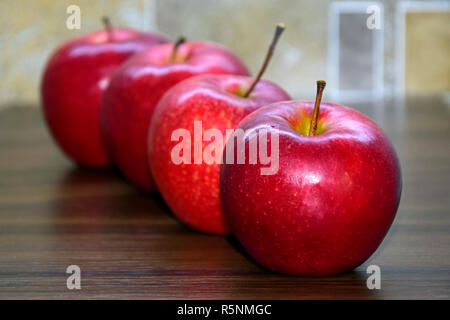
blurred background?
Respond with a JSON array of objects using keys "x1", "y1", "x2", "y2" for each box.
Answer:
[{"x1": 0, "y1": 0, "x2": 448, "y2": 108}]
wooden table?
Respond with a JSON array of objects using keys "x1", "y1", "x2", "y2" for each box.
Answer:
[{"x1": 0, "y1": 97, "x2": 449, "y2": 299}]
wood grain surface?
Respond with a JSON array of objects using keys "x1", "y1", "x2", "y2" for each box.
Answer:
[{"x1": 0, "y1": 97, "x2": 449, "y2": 299}]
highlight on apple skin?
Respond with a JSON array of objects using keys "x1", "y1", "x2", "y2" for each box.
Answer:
[
  {"x1": 41, "y1": 25, "x2": 168, "y2": 167},
  {"x1": 148, "y1": 74, "x2": 291, "y2": 234},
  {"x1": 220, "y1": 100, "x2": 402, "y2": 276},
  {"x1": 100, "y1": 40, "x2": 251, "y2": 191}
]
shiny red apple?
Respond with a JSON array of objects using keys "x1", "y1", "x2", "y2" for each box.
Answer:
[
  {"x1": 100, "y1": 40, "x2": 250, "y2": 191},
  {"x1": 148, "y1": 74, "x2": 291, "y2": 234},
  {"x1": 41, "y1": 21, "x2": 168, "y2": 167},
  {"x1": 220, "y1": 83, "x2": 402, "y2": 275}
]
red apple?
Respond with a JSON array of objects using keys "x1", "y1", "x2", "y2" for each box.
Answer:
[
  {"x1": 148, "y1": 24, "x2": 290, "y2": 234},
  {"x1": 220, "y1": 82, "x2": 402, "y2": 276},
  {"x1": 41, "y1": 19, "x2": 168, "y2": 167},
  {"x1": 148, "y1": 74, "x2": 291, "y2": 234},
  {"x1": 100, "y1": 40, "x2": 250, "y2": 191}
]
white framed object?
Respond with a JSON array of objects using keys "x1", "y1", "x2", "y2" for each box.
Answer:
[
  {"x1": 395, "y1": 1, "x2": 450, "y2": 97},
  {"x1": 328, "y1": 1, "x2": 384, "y2": 102}
]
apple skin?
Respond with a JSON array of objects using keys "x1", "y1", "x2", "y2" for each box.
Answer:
[
  {"x1": 101, "y1": 41, "x2": 250, "y2": 191},
  {"x1": 148, "y1": 74, "x2": 291, "y2": 234},
  {"x1": 41, "y1": 28, "x2": 168, "y2": 167},
  {"x1": 220, "y1": 100, "x2": 402, "y2": 276}
]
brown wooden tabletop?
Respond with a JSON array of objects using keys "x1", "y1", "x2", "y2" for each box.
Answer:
[{"x1": 0, "y1": 97, "x2": 449, "y2": 299}]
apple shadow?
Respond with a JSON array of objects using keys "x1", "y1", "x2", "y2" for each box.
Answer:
[
  {"x1": 148, "y1": 192, "x2": 174, "y2": 219},
  {"x1": 47, "y1": 165, "x2": 178, "y2": 229},
  {"x1": 226, "y1": 235, "x2": 265, "y2": 269},
  {"x1": 226, "y1": 234, "x2": 380, "y2": 299},
  {"x1": 93, "y1": 165, "x2": 176, "y2": 220}
]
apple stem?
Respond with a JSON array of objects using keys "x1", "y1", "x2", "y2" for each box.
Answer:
[
  {"x1": 308, "y1": 80, "x2": 326, "y2": 136},
  {"x1": 243, "y1": 23, "x2": 286, "y2": 98},
  {"x1": 170, "y1": 36, "x2": 186, "y2": 62},
  {"x1": 102, "y1": 16, "x2": 113, "y2": 41}
]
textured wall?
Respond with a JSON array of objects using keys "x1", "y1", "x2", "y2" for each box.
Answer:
[
  {"x1": 405, "y1": 11, "x2": 450, "y2": 94},
  {"x1": 0, "y1": 0, "x2": 448, "y2": 109},
  {"x1": 0, "y1": 0, "x2": 157, "y2": 108},
  {"x1": 157, "y1": 0, "x2": 330, "y2": 101}
]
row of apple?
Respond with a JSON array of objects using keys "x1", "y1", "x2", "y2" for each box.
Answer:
[{"x1": 41, "y1": 19, "x2": 401, "y2": 276}]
